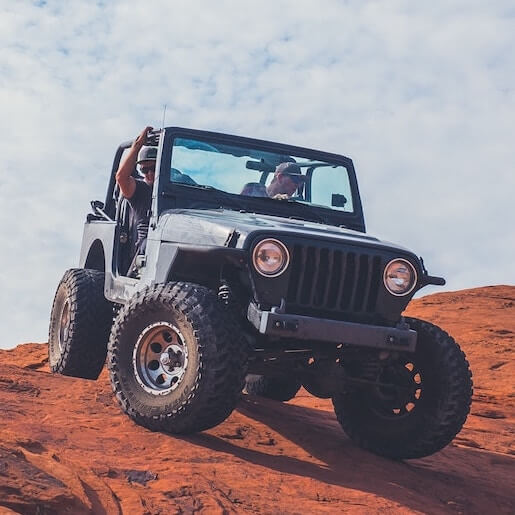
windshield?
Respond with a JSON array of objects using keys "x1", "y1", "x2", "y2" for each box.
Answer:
[{"x1": 167, "y1": 137, "x2": 355, "y2": 213}]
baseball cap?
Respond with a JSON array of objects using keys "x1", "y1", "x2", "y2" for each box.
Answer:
[
  {"x1": 275, "y1": 162, "x2": 305, "y2": 183},
  {"x1": 137, "y1": 146, "x2": 158, "y2": 164}
]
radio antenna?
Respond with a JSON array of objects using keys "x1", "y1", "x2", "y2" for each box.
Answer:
[{"x1": 161, "y1": 104, "x2": 167, "y2": 129}]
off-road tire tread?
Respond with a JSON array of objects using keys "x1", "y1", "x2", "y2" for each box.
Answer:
[
  {"x1": 333, "y1": 317, "x2": 473, "y2": 459},
  {"x1": 245, "y1": 374, "x2": 301, "y2": 402},
  {"x1": 108, "y1": 282, "x2": 248, "y2": 434},
  {"x1": 48, "y1": 268, "x2": 113, "y2": 379}
]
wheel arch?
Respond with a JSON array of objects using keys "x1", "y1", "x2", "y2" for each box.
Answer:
[{"x1": 84, "y1": 239, "x2": 106, "y2": 273}]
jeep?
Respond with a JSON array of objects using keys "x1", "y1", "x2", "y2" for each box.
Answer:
[{"x1": 48, "y1": 127, "x2": 472, "y2": 459}]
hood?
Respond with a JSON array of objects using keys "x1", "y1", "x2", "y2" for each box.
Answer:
[{"x1": 156, "y1": 208, "x2": 411, "y2": 253}]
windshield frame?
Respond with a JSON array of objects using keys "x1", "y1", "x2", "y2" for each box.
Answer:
[{"x1": 155, "y1": 127, "x2": 366, "y2": 232}]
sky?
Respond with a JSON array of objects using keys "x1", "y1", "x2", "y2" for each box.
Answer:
[{"x1": 1, "y1": 1, "x2": 514, "y2": 348}]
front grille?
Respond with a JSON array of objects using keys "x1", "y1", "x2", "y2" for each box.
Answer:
[{"x1": 286, "y1": 244, "x2": 382, "y2": 315}]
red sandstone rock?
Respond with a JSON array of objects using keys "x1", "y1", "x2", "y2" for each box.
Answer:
[{"x1": 0, "y1": 286, "x2": 513, "y2": 513}]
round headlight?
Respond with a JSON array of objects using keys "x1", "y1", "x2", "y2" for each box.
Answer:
[
  {"x1": 384, "y1": 259, "x2": 417, "y2": 296},
  {"x1": 252, "y1": 239, "x2": 290, "y2": 277}
]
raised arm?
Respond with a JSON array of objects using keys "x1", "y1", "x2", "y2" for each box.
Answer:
[{"x1": 115, "y1": 126, "x2": 153, "y2": 199}]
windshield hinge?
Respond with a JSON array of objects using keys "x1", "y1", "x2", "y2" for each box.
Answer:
[{"x1": 224, "y1": 230, "x2": 240, "y2": 248}]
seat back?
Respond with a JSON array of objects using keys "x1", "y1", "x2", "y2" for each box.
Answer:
[{"x1": 115, "y1": 197, "x2": 138, "y2": 276}]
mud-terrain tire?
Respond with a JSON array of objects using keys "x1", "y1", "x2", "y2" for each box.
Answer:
[
  {"x1": 48, "y1": 269, "x2": 113, "y2": 379},
  {"x1": 245, "y1": 374, "x2": 301, "y2": 401},
  {"x1": 332, "y1": 317, "x2": 473, "y2": 459},
  {"x1": 108, "y1": 282, "x2": 249, "y2": 434}
]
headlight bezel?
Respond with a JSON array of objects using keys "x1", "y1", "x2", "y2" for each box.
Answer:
[
  {"x1": 383, "y1": 258, "x2": 418, "y2": 296},
  {"x1": 252, "y1": 238, "x2": 290, "y2": 278}
]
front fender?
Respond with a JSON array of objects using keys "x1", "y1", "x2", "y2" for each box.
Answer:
[{"x1": 154, "y1": 243, "x2": 247, "y2": 284}]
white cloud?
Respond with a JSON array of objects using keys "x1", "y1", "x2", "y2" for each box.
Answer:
[{"x1": 0, "y1": 0, "x2": 514, "y2": 347}]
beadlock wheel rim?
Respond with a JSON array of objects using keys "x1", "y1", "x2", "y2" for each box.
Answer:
[
  {"x1": 132, "y1": 322, "x2": 189, "y2": 396},
  {"x1": 58, "y1": 300, "x2": 71, "y2": 352}
]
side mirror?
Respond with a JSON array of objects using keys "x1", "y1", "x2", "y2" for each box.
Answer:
[
  {"x1": 89, "y1": 200, "x2": 113, "y2": 222},
  {"x1": 91, "y1": 200, "x2": 104, "y2": 213},
  {"x1": 331, "y1": 193, "x2": 347, "y2": 208}
]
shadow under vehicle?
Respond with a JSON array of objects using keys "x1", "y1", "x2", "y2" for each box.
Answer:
[{"x1": 48, "y1": 127, "x2": 472, "y2": 459}]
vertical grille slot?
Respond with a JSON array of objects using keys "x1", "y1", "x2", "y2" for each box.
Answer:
[
  {"x1": 353, "y1": 254, "x2": 370, "y2": 311},
  {"x1": 340, "y1": 253, "x2": 355, "y2": 309},
  {"x1": 300, "y1": 246, "x2": 316, "y2": 304},
  {"x1": 335, "y1": 250, "x2": 348, "y2": 308},
  {"x1": 313, "y1": 248, "x2": 329, "y2": 306},
  {"x1": 366, "y1": 256, "x2": 382, "y2": 312},
  {"x1": 321, "y1": 249, "x2": 336, "y2": 307},
  {"x1": 308, "y1": 247, "x2": 322, "y2": 305},
  {"x1": 294, "y1": 245, "x2": 309, "y2": 302},
  {"x1": 327, "y1": 250, "x2": 343, "y2": 308}
]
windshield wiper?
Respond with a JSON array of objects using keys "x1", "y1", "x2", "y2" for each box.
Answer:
[{"x1": 281, "y1": 199, "x2": 331, "y2": 225}]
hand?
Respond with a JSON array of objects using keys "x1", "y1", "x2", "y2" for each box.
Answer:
[{"x1": 133, "y1": 126, "x2": 153, "y2": 149}]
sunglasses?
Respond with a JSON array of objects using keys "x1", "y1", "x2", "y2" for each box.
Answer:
[{"x1": 139, "y1": 164, "x2": 155, "y2": 174}]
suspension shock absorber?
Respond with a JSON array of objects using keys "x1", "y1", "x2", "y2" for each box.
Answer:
[{"x1": 218, "y1": 283, "x2": 231, "y2": 305}]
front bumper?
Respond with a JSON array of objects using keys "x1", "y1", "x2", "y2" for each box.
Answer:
[{"x1": 247, "y1": 303, "x2": 417, "y2": 353}]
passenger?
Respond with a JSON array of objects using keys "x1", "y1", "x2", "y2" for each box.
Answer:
[
  {"x1": 241, "y1": 162, "x2": 305, "y2": 199},
  {"x1": 115, "y1": 126, "x2": 155, "y2": 267}
]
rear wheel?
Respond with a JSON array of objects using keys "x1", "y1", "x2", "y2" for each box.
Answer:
[
  {"x1": 332, "y1": 318, "x2": 473, "y2": 459},
  {"x1": 245, "y1": 374, "x2": 301, "y2": 402},
  {"x1": 108, "y1": 282, "x2": 249, "y2": 433},
  {"x1": 48, "y1": 269, "x2": 113, "y2": 379}
]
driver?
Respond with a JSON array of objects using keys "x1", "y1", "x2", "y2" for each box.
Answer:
[
  {"x1": 267, "y1": 162, "x2": 305, "y2": 199},
  {"x1": 241, "y1": 162, "x2": 305, "y2": 199},
  {"x1": 116, "y1": 126, "x2": 156, "y2": 264}
]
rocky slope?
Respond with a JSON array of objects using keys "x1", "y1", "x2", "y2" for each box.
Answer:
[{"x1": 0, "y1": 286, "x2": 513, "y2": 514}]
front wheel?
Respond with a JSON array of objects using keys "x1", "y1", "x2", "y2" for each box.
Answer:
[
  {"x1": 108, "y1": 282, "x2": 249, "y2": 434},
  {"x1": 332, "y1": 318, "x2": 473, "y2": 459}
]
